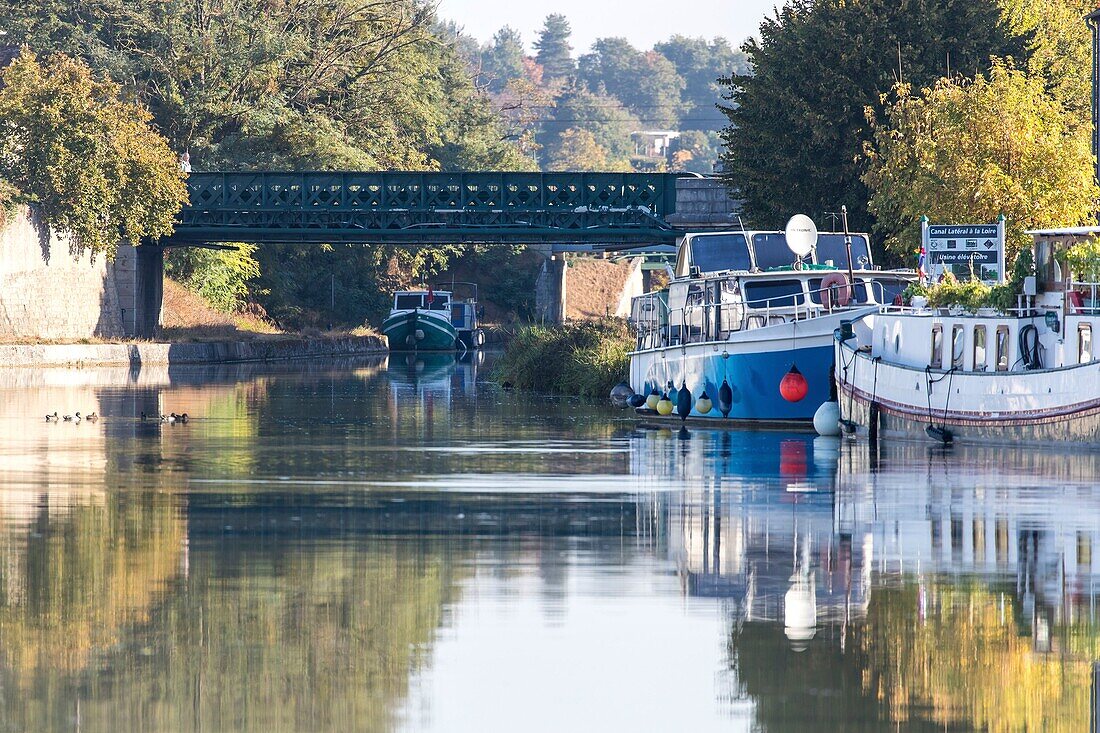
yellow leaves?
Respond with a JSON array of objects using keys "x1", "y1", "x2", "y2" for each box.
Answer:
[
  {"x1": 0, "y1": 49, "x2": 187, "y2": 257},
  {"x1": 865, "y1": 59, "x2": 1098, "y2": 265}
]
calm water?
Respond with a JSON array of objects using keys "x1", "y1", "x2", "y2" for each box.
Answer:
[{"x1": 0, "y1": 353, "x2": 1097, "y2": 732}]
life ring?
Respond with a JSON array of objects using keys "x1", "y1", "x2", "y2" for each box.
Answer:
[{"x1": 820, "y1": 272, "x2": 851, "y2": 309}]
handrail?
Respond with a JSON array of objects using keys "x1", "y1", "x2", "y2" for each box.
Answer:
[{"x1": 629, "y1": 277, "x2": 905, "y2": 349}]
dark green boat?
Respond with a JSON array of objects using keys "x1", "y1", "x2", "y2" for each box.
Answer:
[{"x1": 383, "y1": 290, "x2": 457, "y2": 351}]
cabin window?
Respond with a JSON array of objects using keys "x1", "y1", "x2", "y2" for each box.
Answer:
[
  {"x1": 951, "y1": 325, "x2": 965, "y2": 369},
  {"x1": 972, "y1": 326, "x2": 987, "y2": 371},
  {"x1": 930, "y1": 325, "x2": 943, "y2": 369},
  {"x1": 395, "y1": 294, "x2": 423, "y2": 309},
  {"x1": 808, "y1": 278, "x2": 867, "y2": 305},
  {"x1": 743, "y1": 280, "x2": 804, "y2": 308},
  {"x1": 814, "y1": 234, "x2": 873, "y2": 269},
  {"x1": 751, "y1": 233, "x2": 801, "y2": 269},
  {"x1": 996, "y1": 326, "x2": 1010, "y2": 371},
  {"x1": 689, "y1": 233, "x2": 751, "y2": 273},
  {"x1": 1079, "y1": 323, "x2": 1093, "y2": 364},
  {"x1": 870, "y1": 278, "x2": 907, "y2": 305}
]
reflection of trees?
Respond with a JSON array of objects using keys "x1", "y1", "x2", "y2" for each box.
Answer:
[
  {"x1": 0, "y1": 492, "x2": 184, "y2": 690},
  {"x1": 86, "y1": 538, "x2": 462, "y2": 732},
  {"x1": 854, "y1": 581, "x2": 1091, "y2": 732},
  {"x1": 730, "y1": 579, "x2": 1098, "y2": 731}
]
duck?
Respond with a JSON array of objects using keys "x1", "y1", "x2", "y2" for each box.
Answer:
[
  {"x1": 179, "y1": 413, "x2": 189, "y2": 423},
  {"x1": 45, "y1": 412, "x2": 58, "y2": 422},
  {"x1": 85, "y1": 412, "x2": 98, "y2": 422},
  {"x1": 62, "y1": 412, "x2": 80, "y2": 422},
  {"x1": 161, "y1": 414, "x2": 176, "y2": 424}
]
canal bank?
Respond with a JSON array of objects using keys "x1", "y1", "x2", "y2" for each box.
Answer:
[{"x1": 0, "y1": 334, "x2": 386, "y2": 368}]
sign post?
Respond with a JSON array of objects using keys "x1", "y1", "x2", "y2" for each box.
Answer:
[{"x1": 922, "y1": 219, "x2": 1006, "y2": 285}]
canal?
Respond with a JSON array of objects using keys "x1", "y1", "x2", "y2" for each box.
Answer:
[{"x1": 0, "y1": 354, "x2": 1095, "y2": 731}]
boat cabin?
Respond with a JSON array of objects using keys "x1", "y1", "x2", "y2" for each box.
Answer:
[
  {"x1": 673, "y1": 230, "x2": 875, "y2": 278},
  {"x1": 632, "y1": 229, "x2": 913, "y2": 351},
  {"x1": 393, "y1": 290, "x2": 451, "y2": 312}
]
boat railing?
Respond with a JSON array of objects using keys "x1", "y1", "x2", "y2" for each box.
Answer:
[
  {"x1": 634, "y1": 281, "x2": 890, "y2": 349},
  {"x1": 1067, "y1": 280, "x2": 1100, "y2": 315}
]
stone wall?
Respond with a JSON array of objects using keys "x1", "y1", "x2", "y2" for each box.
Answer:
[
  {"x1": 668, "y1": 177, "x2": 743, "y2": 230},
  {"x1": 0, "y1": 207, "x2": 138, "y2": 341}
]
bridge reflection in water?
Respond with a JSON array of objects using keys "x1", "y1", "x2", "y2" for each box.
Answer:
[{"x1": 632, "y1": 429, "x2": 1100, "y2": 730}]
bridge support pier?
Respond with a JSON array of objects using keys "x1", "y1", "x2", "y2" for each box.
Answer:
[
  {"x1": 535, "y1": 255, "x2": 568, "y2": 324},
  {"x1": 116, "y1": 243, "x2": 164, "y2": 339}
]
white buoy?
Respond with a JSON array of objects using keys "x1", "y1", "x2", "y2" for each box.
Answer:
[{"x1": 812, "y1": 401, "x2": 841, "y2": 436}]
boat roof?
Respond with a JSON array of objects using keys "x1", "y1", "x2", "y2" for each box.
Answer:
[{"x1": 1025, "y1": 226, "x2": 1100, "y2": 237}]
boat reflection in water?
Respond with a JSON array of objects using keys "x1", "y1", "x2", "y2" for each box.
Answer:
[{"x1": 631, "y1": 429, "x2": 1100, "y2": 730}]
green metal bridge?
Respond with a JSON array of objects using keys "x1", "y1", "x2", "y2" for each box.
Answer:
[{"x1": 167, "y1": 171, "x2": 684, "y2": 246}]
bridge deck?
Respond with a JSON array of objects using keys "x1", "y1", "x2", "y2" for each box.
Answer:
[{"x1": 167, "y1": 171, "x2": 684, "y2": 246}]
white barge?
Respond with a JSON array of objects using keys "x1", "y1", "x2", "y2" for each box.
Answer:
[{"x1": 834, "y1": 227, "x2": 1100, "y2": 444}]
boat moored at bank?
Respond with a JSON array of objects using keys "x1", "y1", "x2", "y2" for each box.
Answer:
[
  {"x1": 383, "y1": 290, "x2": 457, "y2": 351},
  {"x1": 628, "y1": 219, "x2": 915, "y2": 423},
  {"x1": 834, "y1": 226, "x2": 1100, "y2": 445}
]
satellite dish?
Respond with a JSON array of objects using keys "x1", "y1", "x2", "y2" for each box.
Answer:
[{"x1": 785, "y1": 214, "x2": 818, "y2": 259}]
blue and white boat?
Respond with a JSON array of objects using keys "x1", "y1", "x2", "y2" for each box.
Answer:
[{"x1": 628, "y1": 221, "x2": 914, "y2": 423}]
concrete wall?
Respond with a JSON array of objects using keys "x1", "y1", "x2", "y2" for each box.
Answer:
[{"x1": 0, "y1": 207, "x2": 152, "y2": 341}]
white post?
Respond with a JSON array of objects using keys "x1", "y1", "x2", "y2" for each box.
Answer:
[{"x1": 997, "y1": 214, "x2": 1007, "y2": 284}]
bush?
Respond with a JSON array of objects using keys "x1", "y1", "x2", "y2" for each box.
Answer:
[
  {"x1": 0, "y1": 50, "x2": 186, "y2": 257},
  {"x1": 493, "y1": 319, "x2": 632, "y2": 399},
  {"x1": 165, "y1": 244, "x2": 262, "y2": 313}
]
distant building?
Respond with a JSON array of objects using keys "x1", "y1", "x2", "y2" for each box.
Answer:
[{"x1": 630, "y1": 130, "x2": 680, "y2": 162}]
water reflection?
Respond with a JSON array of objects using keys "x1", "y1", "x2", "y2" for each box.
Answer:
[
  {"x1": 0, "y1": 358, "x2": 1094, "y2": 731},
  {"x1": 635, "y1": 433, "x2": 1100, "y2": 730}
]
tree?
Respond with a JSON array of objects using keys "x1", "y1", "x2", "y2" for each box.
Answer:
[
  {"x1": 864, "y1": 61, "x2": 1098, "y2": 263},
  {"x1": 671, "y1": 130, "x2": 721, "y2": 173},
  {"x1": 534, "y1": 14, "x2": 575, "y2": 84},
  {"x1": 655, "y1": 35, "x2": 749, "y2": 131},
  {"x1": 578, "y1": 38, "x2": 684, "y2": 128},
  {"x1": 0, "y1": 50, "x2": 186, "y2": 257},
  {"x1": 547, "y1": 128, "x2": 613, "y2": 170},
  {"x1": 719, "y1": 0, "x2": 1025, "y2": 233},
  {"x1": 998, "y1": 0, "x2": 1093, "y2": 120},
  {"x1": 482, "y1": 26, "x2": 526, "y2": 94},
  {"x1": 539, "y1": 87, "x2": 638, "y2": 168}
]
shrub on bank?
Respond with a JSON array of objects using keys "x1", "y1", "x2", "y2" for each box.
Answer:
[{"x1": 494, "y1": 319, "x2": 632, "y2": 399}]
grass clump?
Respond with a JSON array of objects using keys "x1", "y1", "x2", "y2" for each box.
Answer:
[{"x1": 494, "y1": 319, "x2": 632, "y2": 399}]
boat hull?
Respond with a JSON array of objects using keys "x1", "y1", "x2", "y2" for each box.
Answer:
[
  {"x1": 383, "y1": 310, "x2": 456, "y2": 351},
  {"x1": 628, "y1": 312, "x2": 866, "y2": 421},
  {"x1": 835, "y1": 339, "x2": 1100, "y2": 445}
]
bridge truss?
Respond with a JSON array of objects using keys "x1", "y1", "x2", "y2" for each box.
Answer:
[{"x1": 167, "y1": 172, "x2": 684, "y2": 246}]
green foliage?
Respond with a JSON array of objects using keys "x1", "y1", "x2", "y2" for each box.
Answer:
[
  {"x1": 493, "y1": 319, "x2": 632, "y2": 398},
  {"x1": 655, "y1": 36, "x2": 750, "y2": 132},
  {"x1": 481, "y1": 27, "x2": 527, "y2": 94},
  {"x1": 0, "y1": 50, "x2": 186, "y2": 257},
  {"x1": 534, "y1": 14, "x2": 575, "y2": 84},
  {"x1": 540, "y1": 87, "x2": 638, "y2": 166},
  {"x1": 998, "y1": 0, "x2": 1094, "y2": 119},
  {"x1": 1059, "y1": 236, "x2": 1100, "y2": 282},
  {"x1": 924, "y1": 274, "x2": 992, "y2": 311},
  {"x1": 458, "y1": 246, "x2": 539, "y2": 320},
  {"x1": 865, "y1": 61, "x2": 1098, "y2": 265},
  {"x1": 578, "y1": 38, "x2": 684, "y2": 128},
  {"x1": 672, "y1": 130, "x2": 721, "y2": 173},
  {"x1": 719, "y1": 0, "x2": 1024, "y2": 232},
  {"x1": 915, "y1": 248, "x2": 1036, "y2": 312},
  {"x1": 164, "y1": 245, "x2": 262, "y2": 313}
]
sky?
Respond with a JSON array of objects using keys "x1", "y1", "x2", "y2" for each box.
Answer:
[{"x1": 435, "y1": 0, "x2": 784, "y2": 54}]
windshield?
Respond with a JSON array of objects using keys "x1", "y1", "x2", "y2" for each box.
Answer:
[
  {"x1": 815, "y1": 234, "x2": 872, "y2": 269},
  {"x1": 750, "y1": 233, "x2": 799, "y2": 270},
  {"x1": 688, "y1": 234, "x2": 751, "y2": 273}
]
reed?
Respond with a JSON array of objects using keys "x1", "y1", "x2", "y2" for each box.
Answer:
[{"x1": 494, "y1": 319, "x2": 632, "y2": 399}]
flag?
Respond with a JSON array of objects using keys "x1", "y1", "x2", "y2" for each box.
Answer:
[{"x1": 426, "y1": 287, "x2": 434, "y2": 305}]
